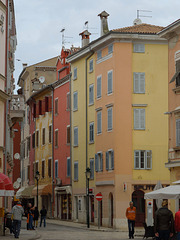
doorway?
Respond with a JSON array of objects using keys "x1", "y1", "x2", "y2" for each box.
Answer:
[
  {"x1": 132, "y1": 190, "x2": 145, "y2": 226},
  {"x1": 109, "y1": 193, "x2": 113, "y2": 227}
]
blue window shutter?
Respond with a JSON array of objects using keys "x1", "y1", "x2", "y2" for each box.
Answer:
[
  {"x1": 106, "y1": 152, "x2": 109, "y2": 170},
  {"x1": 111, "y1": 150, "x2": 114, "y2": 170},
  {"x1": 95, "y1": 154, "x2": 98, "y2": 172},
  {"x1": 100, "y1": 152, "x2": 103, "y2": 171}
]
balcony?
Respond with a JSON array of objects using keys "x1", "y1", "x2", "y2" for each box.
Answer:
[{"x1": 9, "y1": 95, "x2": 24, "y2": 124}]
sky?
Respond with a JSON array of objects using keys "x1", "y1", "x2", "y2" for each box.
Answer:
[{"x1": 14, "y1": 0, "x2": 180, "y2": 91}]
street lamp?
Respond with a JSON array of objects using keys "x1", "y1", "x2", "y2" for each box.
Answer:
[
  {"x1": 35, "y1": 171, "x2": 40, "y2": 210},
  {"x1": 86, "y1": 167, "x2": 91, "y2": 228}
]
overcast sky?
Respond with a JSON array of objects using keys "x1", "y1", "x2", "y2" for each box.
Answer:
[{"x1": 14, "y1": 0, "x2": 180, "y2": 91}]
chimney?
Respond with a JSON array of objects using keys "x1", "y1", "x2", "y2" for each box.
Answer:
[
  {"x1": 79, "y1": 30, "x2": 91, "y2": 47},
  {"x1": 22, "y1": 63, "x2": 27, "y2": 69},
  {"x1": 98, "y1": 11, "x2": 109, "y2": 36}
]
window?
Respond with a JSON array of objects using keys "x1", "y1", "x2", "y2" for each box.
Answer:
[
  {"x1": 89, "y1": 122, "x2": 94, "y2": 143},
  {"x1": 176, "y1": 119, "x2": 180, "y2": 146},
  {"x1": 55, "y1": 129, "x2": 58, "y2": 147},
  {"x1": 134, "y1": 108, "x2": 145, "y2": 130},
  {"x1": 74, "y1": 127, "x2": 78, "y2": 146},
  {"x1": 107, "y1": 107, "x2": 113, "y2": 131},
  {"x1": 97, "y1": 76, "x2": 102, "y2": 99},
  {"x1": 67, "y1": 125, "x2": 70, "y2": 144},
  {"x1": 95, "y1": 152, "x2": 103, "y2": 172},
  {"x1": 97, "y1": 50, "x2": 102, "y2": 60},
  {"x1": 42, "y1": 128, "x2": 45, "y2": 145},
  {"x1": 107, "y1": 70, "x2": 113, "y2": 94},
  {"x1": 133, "y1": 72, "x2": 145, "y2": 93},
  {"x1": 97, "y1": 111, "x2": 102, "y2": 134},
  {"x1": 48, "y1": 158, "x2": 51, "y2": 177},
  {"x1": 27, "y1": 165, "x2": 30, "y2": 181},
  {"x1": 39, "y1": 100, "x2": 42, "y2": 115},
  {"x1": 73, "y1": 91, "x2": 78, "y2": 111},
  {"x1": 66, "y1": 92, "x2": 70, "y2": 110},
  {"x1": 89, "y1": 84, "x2": 94, "y2": 105},
  {"x1": 108, "y1": 44, "x2": 113, "y2": 54},
  {"x1": 90, "y1": 159, "x2": 94, "y2": 179},
  {"x1": 67, "y1": 157, "x2": 71, "y2": 177},
  {"x1": 27, "y1": 136, "x2": 30, "y2": 154},
  {"x1": 106, "y1": 150, "x2": 114, "y2": 170},
  {"x1": 74, "y1": 162, "x2": 78, "y2": 181},
  {"x1": 36, "y1": 130, "x2": 39, "y2": 147},
  {"x1": 73, "y1": 67, "x2": 77, "y2": 80},
  {"x1": 134, "y1": 150, "x2": 152, "y2": 169},
  {"x1": 49, "y1": 125, "x2": 52, "y2": 143},
  {"x1": 35, "y1": 161, "x2": 38, "y2": 175},
  {"x1": 42, "y1": 160, "x2": 45, "y2": 178},
  {"x1": 32, "y1": 132, "x2": 35, "y2": 148},
  {"x1": 55, "y1": 98, "x2": 58, "y2": 115},
  {"x1": 55, "y1": 160, "x2": 58, "y2": 178},
  {"x1": 133, "y1": 43, "x2": 145, "y2": 53},
  {"x1": 89, "y1": 59, "x2": 93, "y2": 72}
]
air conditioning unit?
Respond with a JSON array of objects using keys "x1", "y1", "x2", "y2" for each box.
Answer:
[{"x1": 55, "y1": 178, "x2": 62, "y2": 186}]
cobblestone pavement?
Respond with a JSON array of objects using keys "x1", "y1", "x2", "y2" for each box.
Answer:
[{"x1": 1, "y1": 218, "x2": 144, "y2": 240}]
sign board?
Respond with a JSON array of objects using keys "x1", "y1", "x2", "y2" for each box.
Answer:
[{"x1": 96, "y1": 192, "x2": 102, "y2": 201}]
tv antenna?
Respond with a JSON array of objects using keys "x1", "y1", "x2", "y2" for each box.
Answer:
[
  {"x1": 137, "y1": 10, "x2": 152, "y2": 19},
  {"x1": 60, "y1": 28, "x2": 73, "y2": 48},
  {"x1": 83, "y1": 21, "x2": 98, "y2": 36}
]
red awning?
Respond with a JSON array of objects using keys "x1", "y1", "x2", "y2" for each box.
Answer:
[
  {"x1": 0, "y1": 180, "x2": 5, "y2": 196},
  {"x1": 0, "y1": 173, "x2": 14, "y2": 196}
]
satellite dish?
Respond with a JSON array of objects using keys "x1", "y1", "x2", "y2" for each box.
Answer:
[
  {"x1": 39, "y1": 76, "x2": 45, "y2": 83},
  {"x1": 13, "y1": 181, "x2": 20, "y2": 189},
  {"x1": 14, "y1": 153, "x2": 20, "y2": 159},
  {"x1": 17, "y1": 178, "x2": 22, "y2": 183}
]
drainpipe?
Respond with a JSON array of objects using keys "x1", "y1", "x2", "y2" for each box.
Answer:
[
  {"x1": 51, "y1": 86, "x2": 54, "y2": 217},
  {"x1": 85, "y1": 50, "x2": 94, "y2": 226},
  {"x1": 69, "y1": 72, "x2": 72, "y2": 187}
]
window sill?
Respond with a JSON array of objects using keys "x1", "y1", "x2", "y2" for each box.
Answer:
[
  {"x1": 88, "y1": 103, "x2": 94, "y2": 107},
  {"x1": 89, "y1": 70, "x2": 93, "y2": 73},
  {"x1": 73, "y1": 145, "x2": 78, "y2": 148},
  {"x1": 173, "y1": 146, "x2": 180, "y2": 151},
  {"x1": 173, "y1": 86, "x2": 180, "y2": 94},
  {"x1": 73, "y1": 109, "x2": 78, "y2": 112},
  {"x1": 89, "y1": 141, "x2": 94, "y2": 145},
  {"x1": 134, "y1": 128, "x2": 145, "y2": 131}
]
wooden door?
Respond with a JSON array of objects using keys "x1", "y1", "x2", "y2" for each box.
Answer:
[{"x1": 132, "y1": 190, "x2": 145, "y2": 227}]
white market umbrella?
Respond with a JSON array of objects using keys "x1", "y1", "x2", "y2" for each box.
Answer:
[{"x1": 144, "y1": 185, "x2": 180, "y2": 200}]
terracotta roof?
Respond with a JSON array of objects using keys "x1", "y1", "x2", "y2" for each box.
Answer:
[{"x1": 113, "y1": 23, "x2": 164, "y2": 34}]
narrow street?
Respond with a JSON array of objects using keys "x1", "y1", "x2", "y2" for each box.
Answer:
[{"x1": 2, "y1": 219, "x2": 144, "y2": 240}]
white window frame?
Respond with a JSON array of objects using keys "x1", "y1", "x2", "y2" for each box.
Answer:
[
  {"x1": 95, "y1": 152, "x2": 103, "y2": 172},
  {"x1": 108, "y1": 44, "x2": 113, "y2": 54},
  {"x1": 55, "y1": 160, "x2": 58, "y2": 178},
  {"x1": 73, "y1": 67, "x2": 77, "y2": 80},
  {"x1": 133, "y1": 43, "x2": 145, "y2": 53},
  {"x1": 133, "y1": 72, "x2": 145, "y2": 94},
  {"x1": 97, "y1": 111, "x2": 102, "y2": 135},
  {"x1": 89, "y1": 59, "x2": 93, "y2": 72},
  {"x1": 89, "y1": 84, "x2": 94, "y2": 105},
  {"x1": 97, "y1": 75, "x2": 102, "y2": 99},
  {"x1": 89, "y1": 122, "x2": 94, "y2": 143},
  {"x1": 134, "y1": 150, "x2": 152, "y2": 170},
  {"x1": 97, "y1": 50, "x2": 102, "y2": 60},
  {"x1": 107, "y1": 70, "x2": 113, "y2": 95},
  {"x1": 107, "y1": 107, "x2": 113, "y2": 131},
  {"x1": 67, "y1": 157, "x2": 71, "y2": 177},
  {"x1": 90, "y1": 158, "x2": 94, "y2": 179},
  {"x1": 74, "y1": 127, "x2": 78, "y2": 147},
  {"x1": 134, "y1": 108, "x2": 145, "y2": 130},
  {"x1": 73, "y1": 91, "x2": 78, "y2": 111}
]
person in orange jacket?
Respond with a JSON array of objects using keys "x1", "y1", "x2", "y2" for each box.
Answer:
[{"x1": 126, "y1": 201, "x2": 136, "y2": 239}]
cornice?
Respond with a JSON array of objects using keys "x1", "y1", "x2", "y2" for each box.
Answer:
[{"x1": 0, "y1": 89, "x2": 9, "y2": 101}]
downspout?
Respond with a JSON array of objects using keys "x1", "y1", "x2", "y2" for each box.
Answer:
[
  {"x1": 85, "y1": 50, "x2": 94, "y2": 226},
  {"x1": 69, "y1": 72, "x2": 72, "y2": 187},
  {"x1": 51, "y1": 86, "x2": 54, "y2": 217}
]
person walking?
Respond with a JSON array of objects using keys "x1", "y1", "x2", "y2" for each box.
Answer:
[
  {"x1": 126, "y1": 201, "x2": 136, "y2": 239},
  {"x1": 12, "y1": 201, "x2": 24, "y2": 239},
  {"x1": 40, "y1": 206, "x2": 47, "y2": 227},
  {"x1": 33, "y1": 207, "x2": 39, "y2": 228},
  {"x1": 175, "y1": 207, "x2": 180, "y2": 240},
  {"x1": 154, "y1": 200, "x2": 174, "y2": 240}
]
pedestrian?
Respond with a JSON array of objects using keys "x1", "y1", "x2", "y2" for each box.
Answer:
[
  {"x1": 40, "y1": 206, "x2": 47, "y2": 227},
  {"x1": 33, "y1": 206, "x2": 39, "y2": 228},
  {"x1": 175, "y1": 207, "x2": 180, "y2": 240},
  {"x1": 27, "y1": 205, "x2": 35, "y2": 230},
  {"x1": 12, "y1": 201, "x2": 24, "y2": 239},
  {"x1": 126, "y1": 201, "x2": 136, "y2": 239},
  {"x1": 154, "y1": 200, "x2": 174, "y2": 240}
]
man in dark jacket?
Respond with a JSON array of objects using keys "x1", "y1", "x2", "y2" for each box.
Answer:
[
  {"x1": 40, "y1": 206, "x2": 47, "y2": 227},
  {"x1": 154, "y1": 200, "x2": 174, "y2": 240}
]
